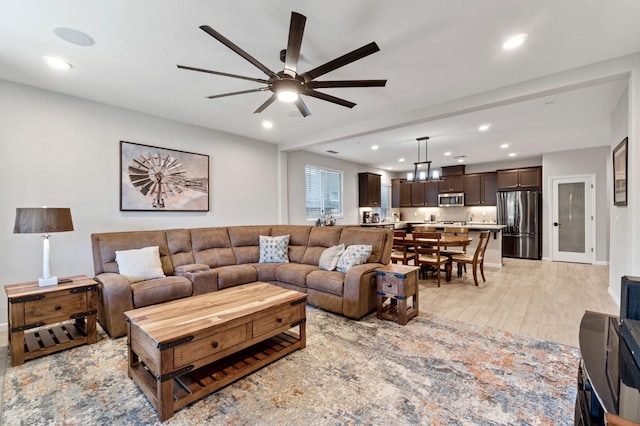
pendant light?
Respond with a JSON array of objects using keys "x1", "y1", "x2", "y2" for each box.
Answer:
[{"x1": 407, "y1": 136, "x2": 442, "y2": 182}]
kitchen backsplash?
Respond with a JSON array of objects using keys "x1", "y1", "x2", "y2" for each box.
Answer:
[{"x1": 392, "y1": 206, "x2": 497, "y2": 223}]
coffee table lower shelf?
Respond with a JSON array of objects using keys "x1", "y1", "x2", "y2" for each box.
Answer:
[{"x1": 129, "y1": 330, "x2": 302, "y2": 418}]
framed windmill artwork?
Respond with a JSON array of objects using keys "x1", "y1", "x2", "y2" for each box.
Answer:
[{"x1": 120, "y1": 141, "x2": 209, "y2": 211}]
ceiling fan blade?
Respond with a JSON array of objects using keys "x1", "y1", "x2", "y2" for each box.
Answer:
[
  {"x1": 177, "y1": 65, "x2": 269, "y2": 84},
  {"x1": 294, "y1": 97, "x2": 311, "y2": 117},
  {"x1": 283, "y1": 12, "x2": 307, "y2": 78},
  {"x1": 306, "y1": 79, "x2": 387, "y2": 89},
  {"x1": 199, "y1": 25, "x2": 278, "y2": 79},
  {"x1": 300, "y1": 42, "x2": 380, "y2": 82},
  {"x1": 254, "y1": 93, "x2": 278, "y2": 113},
  {"x1": 303, "y1": 89, "x2": 356, "y2": 108},
  {"x1": 207, "y1": 87, "x2": 270, "y2": 99}
]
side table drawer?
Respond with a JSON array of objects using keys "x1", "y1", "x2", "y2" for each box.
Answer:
[
  {"x1": 377, "y1": 273, "x2": 401, "y2": 295},
  {"x1": 25, "y1": 292, "x2": 88, "y2": 324}
]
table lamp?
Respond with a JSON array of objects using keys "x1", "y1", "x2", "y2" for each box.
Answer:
[{"x1": 14, "y1": 207, "x2": 74, "y2": 286}]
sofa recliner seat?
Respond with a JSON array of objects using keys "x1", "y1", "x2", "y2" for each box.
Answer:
[{"x1": 91, "y1": 225, "x2": 393, "y2": 338}]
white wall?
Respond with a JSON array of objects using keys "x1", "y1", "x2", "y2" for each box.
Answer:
[
  {"x1": 0, "y1": 80, "x2": 279, "y2": 325},
  {"x1": 609, "y1": 87, "x2": 631, "y2": 303},
  {"x1": 286, "y1": 150, "x2": 394, "y2": 225},
  {"x1": 541, "y1": 147, "x2": 610, "y2": 263}
]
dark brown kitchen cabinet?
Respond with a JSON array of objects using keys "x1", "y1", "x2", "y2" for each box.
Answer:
[
  {"x1": 399, "y1": 182, "x2": 412, "y2": 207},
  {"x1": 411, "y1": 182, "x2": 425, "y2": 206},
  {"x1": 391, "y1": 179, "x2": 401, "y2": 208},
  {"x1": 438, "y1": 175, "x2": 464, "y2": 193},
  {"x1": 358, "y1": 172, "x2": 381, "y2": 207},
  {"x1": 497, "y1": 167, "x2": 541, "y2": 190},
  {"x1": 464, "y1": 172, "x2": 497, "y2": 206}
]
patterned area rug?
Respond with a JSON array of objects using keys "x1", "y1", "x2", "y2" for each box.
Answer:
[{"x1": 1, "y1": 307, "x2": 579, "y2": 425}]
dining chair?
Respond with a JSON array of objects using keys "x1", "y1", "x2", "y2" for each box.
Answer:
[
  {"x1": 450, "y1": 230, "x2": 491, "y2": 286},
  {"x1": 390, "y1": 230, "x2": 415, "y2": 265},
  {"x1": 440, "y1": 227, "x2": 469, "y2": 256},
  {"x1": 413, "y1": 231, "x2": 449, "y2": 287}
]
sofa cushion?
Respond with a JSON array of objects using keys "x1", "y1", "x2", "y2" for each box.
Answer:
[
  {"x1": 115, "y1": 246, "x2": 166, "y2": 283},
  {"x1": 191, "y1": 227, "x2": 237, "y2": 267},
  {"x1": 339, "y1": 228, "x2": 386, "y2": 264},
  {"x1": 130, "y1": 276, "x2": 192, "y2": 308},
  {"x1": 215, "y1": 264, "x2": 258, "y2": 289},
  {"x1": 319, "y1": 244, "x2": 345, "y2": 271},
  {"x1": 275, "y1": 263, "x2": 318, "y2": 288},
  {"x1": 301, "y1": 227, "x2": 343, "y2": 265},
  {"x1": 271, "y1": 225, "x2": 311, "y2": 264},
  {"x1": 166, "y1": 228, "x2": 195, "y2": 268},
  {"x1": 228, "y1": 226, "x2": 271, "y2": 264},
  {"x1": 252, "y1": 263, "x2": 279, "y2": 282},
  {"x1": 306, "y1": 270, "x2": 345, "y2": 296},
  {"x1": 259, "y1": 234, "x2": 290, "y2": 263},
  {"x1": 336, "y1": 245, "x2": 373, "y2": 273}
]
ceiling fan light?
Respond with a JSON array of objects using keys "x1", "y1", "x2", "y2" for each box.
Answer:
[{"x1": 277, "y1": 90, "x2": 299, "y2": 103}]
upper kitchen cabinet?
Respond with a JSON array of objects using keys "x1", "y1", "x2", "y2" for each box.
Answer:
[
  {"x1": 438, "y1": 175, "x2": 464, "y2": 193},
  {"x1": 464, "y1": 172, "x2": 497, "y2": 206},
  {"x1": 391, "y1": 179, "x2": 401, "y2": 208},
  {"x1": 400, "y1": 181, "x2": 412, "y2": 207},
  {"x1": 497, "y1": 167, "x2": 542, "y2": 190},
  {"x1": 438, "y1": 165, "x2": 465, "y2": 193},
  {"x1": 358, "y1": 172, "x2": 382, "y2": 207},
  {"x1": 393, "y1": 180, "x2": 438, "y2": 207}
]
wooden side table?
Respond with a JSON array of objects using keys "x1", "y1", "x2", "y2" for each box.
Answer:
[
  {"x1": 5, "y1": 275, "x2": 98, "y2": 366},
  {"x1": 376, "y1": 265, "x2": 419, "y2": 325}
]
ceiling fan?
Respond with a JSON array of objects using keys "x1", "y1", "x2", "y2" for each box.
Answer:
[{"x1": 177, "y1": 11, "x2": 387, "y2": 117}]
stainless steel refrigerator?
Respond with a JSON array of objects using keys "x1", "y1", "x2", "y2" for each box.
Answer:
[{"x1": 497, "y1": 190, "x2": 541, "y2": 260}]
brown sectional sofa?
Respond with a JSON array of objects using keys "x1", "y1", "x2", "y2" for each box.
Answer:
[{"x1": 91, "y1": 225, "x2": 393, "y2": 338}]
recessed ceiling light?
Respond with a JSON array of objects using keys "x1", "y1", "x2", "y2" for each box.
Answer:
[
  {"x1": 262, "y1": 120, "x2": 273, "y2": 129},
  {"x1": 43, "y1": 56, "x2": 72, "y2": 70},
  {"x1": 371, "y1": 145, "x2": 379, "y2": 150},
  {"x1": 444, "y1": 152, "x2": 451, "y2": 156},
  {"x1": 508, "y1": 153, "x2": 516, "y2": 157},
  {"x1": 502, "y1": 33, "x2": 527, "y2": 50},
  {"x1": 398, "y1": 158, "x2": 405, "y2": 163},
  {"x1": 478, "y1": 124, "x2": 491, "y2": 132},
  {"x1": 53, "y1": 27, "x2": 95, "y2": 46},
  {"x1": 457, "y1": 158, "x2": 465, "y2": 163},
  {"x1": 500, "y1": 143, "x2": 509, "y2": 149},
  {"x1": 387, "y1": 167, "x2": 393, "y2": 170}
]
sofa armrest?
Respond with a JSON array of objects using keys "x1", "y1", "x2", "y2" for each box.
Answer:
[
  {"x1": 342, "y1": 263, "x2": 382, "y2": 319},
  {"x1": 183, "y1": 269, "x2": 219, "y2": 295},
  {"x1": 94, "y1": 273, "x2": 133, "y2": 338}
]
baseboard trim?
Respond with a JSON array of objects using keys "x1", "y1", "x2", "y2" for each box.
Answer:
[
  {"x1": 542, "y1": 256, "x2": 551, "y2": 261},
  {"x1": 485, "y1": 262, "x2": 502, "y2": 269},
  {"x1": 595, "y1": 260, "x2": 610, "y2": 266},
  {"x1": 609, "y1": 287, "x2": 621, "y2": 308},
  {"x1": 0, "y1": 322, "x2": 7, "y2": 333}
]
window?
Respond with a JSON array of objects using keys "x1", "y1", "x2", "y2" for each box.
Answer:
[
  {"x1": 374, "y1": 185, "x2": 391, "y2": 220},
  {"x1": 305, "y1": 165, "x2": 343, "y2": 219}
]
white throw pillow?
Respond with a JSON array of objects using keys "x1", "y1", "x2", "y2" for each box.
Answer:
[
  {"x1": 259, "y1": 234, "x2": 290, "y2": 263},
  {"x1": 115, "y1": 246, "x2": 166, "y2": 283},
  {"x1": 319, "y1": 244, "x2": 345, "y2": 271},
  {"x1": 336, "y1": 244, "x2": 373, "y2": 273}
]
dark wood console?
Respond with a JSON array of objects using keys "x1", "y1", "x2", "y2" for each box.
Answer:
[{"x1": 577, "y1": 311, "x2": 640, "y2": 425}]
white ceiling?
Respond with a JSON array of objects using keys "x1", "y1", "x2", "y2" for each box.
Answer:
[{"x1": 1, "y1": 1, "x2": 637, "y2": 172}]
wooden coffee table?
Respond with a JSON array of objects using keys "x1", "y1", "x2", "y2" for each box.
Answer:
[{"x1": 124, "y1": 282, "x2": 307, "y2": 421}]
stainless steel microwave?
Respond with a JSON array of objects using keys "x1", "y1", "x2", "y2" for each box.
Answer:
[{"x1": 438, "y1": 193, "x2": 464, "y2": 207}]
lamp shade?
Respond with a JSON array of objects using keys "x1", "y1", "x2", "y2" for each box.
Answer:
[{"x1": 14, "y1": 207, "x2": 74, "y2": 234}]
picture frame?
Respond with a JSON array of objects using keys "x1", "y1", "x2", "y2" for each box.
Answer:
[
  {"x1": 120, "y1": 141, "x2": 209, "y2": 211},
  {"x1": 613, "y1": 137, "x2": 628, "y2": 206}
]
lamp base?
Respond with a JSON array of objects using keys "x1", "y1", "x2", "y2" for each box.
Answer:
[{"x1": 38, "y1": 276, "x2": 58, "y2": 287}]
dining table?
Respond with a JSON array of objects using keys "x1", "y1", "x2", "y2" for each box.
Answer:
[{"x1": 404, "y1": 233, "x2": 472, "y2": 282}]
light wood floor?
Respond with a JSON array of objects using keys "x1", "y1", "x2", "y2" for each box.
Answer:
[
  {"x1": 417, "y1": 257, "x2": 618, "y2": 347},
  {"x1": 0, "y1": 258, "x2": 618, "y2": 350}
]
